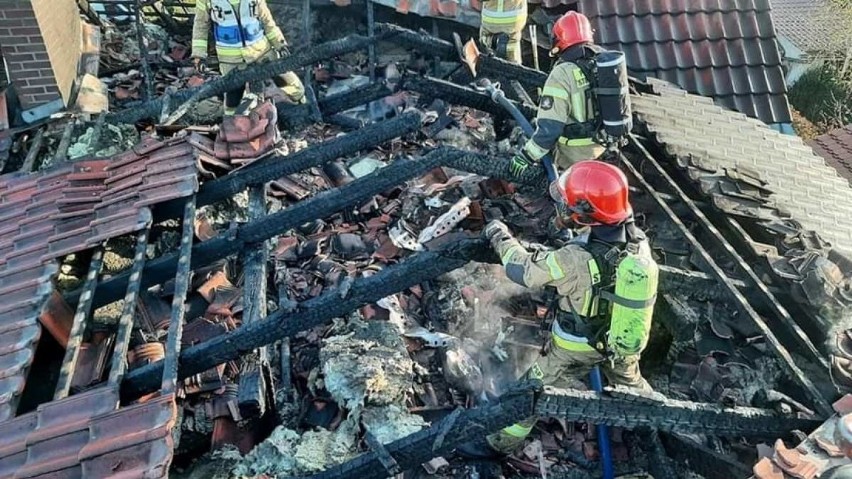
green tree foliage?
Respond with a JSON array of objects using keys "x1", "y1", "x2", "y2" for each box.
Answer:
[{"x1": 789, "y1": 64, "x2": 852, "y2": 129}]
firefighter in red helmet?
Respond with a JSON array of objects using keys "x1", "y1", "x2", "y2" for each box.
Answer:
[
  {"x1": 459, "y1": 161, "x2": 658, "y2": 458},
  {"x1": 509, "y1": 11, "x2": 607, "y2": 177}
]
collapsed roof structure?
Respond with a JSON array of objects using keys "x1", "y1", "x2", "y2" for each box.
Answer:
[{"x1": 0, "y1": 3, "x2": 850, "y2": 479}]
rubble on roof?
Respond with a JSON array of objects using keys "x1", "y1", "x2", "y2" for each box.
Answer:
[{"x1": 3, "y1": 7, "x2": 852, "y2": 479}]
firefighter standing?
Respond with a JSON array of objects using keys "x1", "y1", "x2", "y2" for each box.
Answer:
[
  {"x1": 191, "y1": 0, "x2": 306, "y2": 116},
  {"x1": 510, "y1": 11, "x2": 607, "y2": 176},
  {"x1": 479, "y1": 0, "x2": 528, "y2": 64},
  {"x1": 459, "y1": 160, "x2": 658, "y2": 458}
]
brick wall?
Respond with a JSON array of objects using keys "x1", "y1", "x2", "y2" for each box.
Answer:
[
  {"x1": 31, "y1": 0, "x2": 81, "y2": 105},
  {"x1": 0, "y1": 0, "x2": 81, "y2": 110}
]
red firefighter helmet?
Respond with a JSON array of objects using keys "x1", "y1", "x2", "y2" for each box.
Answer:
[
  {"x1": 552, "y1": 11, "x2": 594, "y2": 52},
  {"x1": 556, "y1": 160, "x2": 632, "y2": 225}
]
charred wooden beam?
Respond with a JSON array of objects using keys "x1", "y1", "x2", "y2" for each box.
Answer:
[
  {"x1": 165, "y1": 34, "x2": 386, "y2": 124},
  {"x1": 238, "y1": 185, "x2": 271, "y2": 419},
  {"x1": 536, "y1": 387, "x2": 821, "y2": 437},
  {"x1": 89, "y1": 146, "x2": 546, "y2": 310},
  {"x1": 278, "y1": 81, "x2": 394, "y2": 127},
  {"x1": 155, "y1": 111, "x2": 423, "y2": 220},
  {"x1": 400, "y1": 75, "x2": 537, "y2": 120},
  {"x1": 121, "y1": 238, "x2": 495, "y2": 399},
  {"x1": 300, "y1": 381, "x2": 540, "y2": 479},
  {"x1": 620, "y1": 147, "x2": 834, "y2": 417},
  {"x1": 377, "y1": 23, "x2": 547, "y2": 88},
  {"x1": 107, "y1": 33, "x2": 385, "y2": 125}
]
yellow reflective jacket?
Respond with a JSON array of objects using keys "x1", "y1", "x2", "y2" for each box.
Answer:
[
  {"x1": 480, "y1": 0, "x2": 527, "y2": 34},
  {"x1": 192, "y1": 0, "x2": 286, "y2": 64}
]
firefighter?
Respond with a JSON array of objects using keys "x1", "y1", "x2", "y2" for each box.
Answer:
[
  {"x1": 479, "y1": 0, "x2": 528, "y2": 64},
  {"x1": 191, "y1": 0, "x2": 306, "y2": 116},
  {"x1": 460, "y1": 160, "x2": 658, "y2": 458},
  {"x1": 510, "y1": 11, "x2": 606, "y2": 177}
]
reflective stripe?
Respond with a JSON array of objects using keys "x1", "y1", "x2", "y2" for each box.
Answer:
[
  {"x1": 500, "y1": 245, "x2": 522, "y2": 265},
  {"x1": 582, "y1": 258, "x2": 601, "y2": 315},
  {"x1": 524, "y1": 140, "x2": 549, "y2": 161},
  {"x1": 570, "y1": 91, "x2": 586, "y2": 122},
  {"x1": 551, "y1": 320, "x2": 596, "y2": 352},
  {"x1": 481, "y1": 10, "x2": 525, "y2": 24},
  {"x1": 558, "y1": 137, "x2": 596, "y2": 146},
  {"x1": 192, "y1": 40, "x2": 208, "y2": 48},
  {"x1": 571, "y1": 68, "x2": 589, "y2": 88},
  {"x1": 482, "y1": 6, "x2": 523, "y2": 16},
  {"x1": 503, "y1": 424, "x2": 533, "y2": 437},
  {"x1": 546, "y1": 254, "x2": 565, "y2": 280},
  {"x1": 542, "y1": 86, "x2": 569, "y2": 100}
]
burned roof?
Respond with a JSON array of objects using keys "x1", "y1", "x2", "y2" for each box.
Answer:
[
  {"x1": 632, "y1": 78, "x2": 852, "y2": 260},
  {"x1": 0, "y1": 137, "x2": 197, "y2": 422},
  {"x1": 809, "y1": 124, "x2": 852, "y2": 186},
  {"x1": 579, "y1": 0, "x2": 792, "y2": 127}
]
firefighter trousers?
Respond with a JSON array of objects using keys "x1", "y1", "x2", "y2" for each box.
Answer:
[
  {"x1": 219, "y1": 49, "x2": 305, "y2": 113},
  {"x1": 479, "y1": 27, "x2": 523, "y2": 64},
  {"x1": 486, "y1": 341, "x2": 650, "y2": 454}
]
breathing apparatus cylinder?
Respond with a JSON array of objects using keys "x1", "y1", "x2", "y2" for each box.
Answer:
[
  {"x1": 607, "y1": 249, "x2": 658, "y2": 357},
  {"x1": 594, "y1": 50, "x2": 632, "y2": 139}
]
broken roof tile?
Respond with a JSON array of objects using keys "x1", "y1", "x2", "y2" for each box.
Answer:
[{"x1": 581, "y1": 0, "x2": 792, "y2": 125}]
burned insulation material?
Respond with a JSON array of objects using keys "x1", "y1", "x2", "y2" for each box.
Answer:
[
  {"x1": 67, "y1": 123, "x2": 140, "y2": 159},
  {"x1": 361, "y1": 404, "x2": 429, "y2": 444},
  {"x1": 321, "y1": 319, "x2": 415, "y2": 411},
  {"x1": 232, "y1": 421, "x2": 359, "y2": 477}
]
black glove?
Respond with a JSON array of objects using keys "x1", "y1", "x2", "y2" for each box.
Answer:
[
  {"x1": 191, "y1": 56, "x2": 207, "y2": 73},
  {"x1": 509, "y1": 152, "x2": 532, "y2": 178},
  {"x1": 277, "y1": 44, "x2": 291, "y2": 57}
]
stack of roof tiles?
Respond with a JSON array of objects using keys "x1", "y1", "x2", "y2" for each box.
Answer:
[
  {"x1": 0, "y1": 137, "x2": 198, "y2": 422},
  {"x1": 580, "y1": 0, "x2": 792, "y2": 127}
]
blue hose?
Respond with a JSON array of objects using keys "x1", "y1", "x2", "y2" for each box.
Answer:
[
  {"x1": 483, "y1": 81, "x2": 558, "y2": 182},
  {"x1": 484, "y1": 77, "x2": 610, "y2": 475},
  {"x1": 589, "y1": 366, "x2": 615, "y2": 479}
]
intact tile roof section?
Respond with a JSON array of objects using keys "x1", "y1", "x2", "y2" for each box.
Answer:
[
  {"x1": 808, "y1": 125, "x2": 852, "y2": 186},
  {"x1": 579, "y1": 0, "x2": 792, "y2": 126},
  {"x1": 769, "y1": 0, "x2": 836, "y2": 52},
  {"x1": 0, "y1": 137, "x2": 198, "y2": 423},
  {"x1": 632, "y1": 79, "x2": 852, "y2": 259}
]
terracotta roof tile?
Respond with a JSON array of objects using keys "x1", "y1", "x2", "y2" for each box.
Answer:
[
  {"x1": 0, "y1": 136, "x2": 198, "y2": 427},
  {"x1": 809, "y1": 124, "x2": 852, "y2": 186},
  {"x1": 580, "y1": 0, "x2": 792, "y2": 126}
]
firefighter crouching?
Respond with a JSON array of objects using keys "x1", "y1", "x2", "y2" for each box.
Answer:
[
  {"x1": 479, "y1": 0, "x2": 528, "y2": 64},
  {"x1": 459, "y1": 160, "x2": 659, "y2": 458},
  {"x1": 511, "y1": 11, "x2": 631, "y2": 177},
  {"x1": 191, "y1": 0, "x2": 306, "y2": 116}
]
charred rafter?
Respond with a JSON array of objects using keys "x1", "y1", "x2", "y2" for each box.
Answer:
[
  {"x1": 400, "y1": 75, "x2": 537, "y2": 120},
  {"x1": 377, "y1": 23, "x2": 547, "y2": 89},
  {"x1": 155, "y1": 112, "x2": 423, "y2": 220},
  {"x1": 121, "y1": 238, "x2": 495, "y2": 398},
  {"x1": 536, "y1": 387, "x2": 820, "y2": 437},
  {"x1": 107, "y1": 33, "x2": 386, "y2": 125},
  {"x1": 83, "y1": 146, "x2": 547, "y2": 310}
]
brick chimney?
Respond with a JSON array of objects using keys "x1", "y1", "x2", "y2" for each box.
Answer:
[{"x1": 0, "y1": 0, "x2": 82, "y2": 111}]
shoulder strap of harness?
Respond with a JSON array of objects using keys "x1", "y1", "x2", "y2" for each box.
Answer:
[{"x1": 557, "y1": 45, "x2": 603, "y2": 138}]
